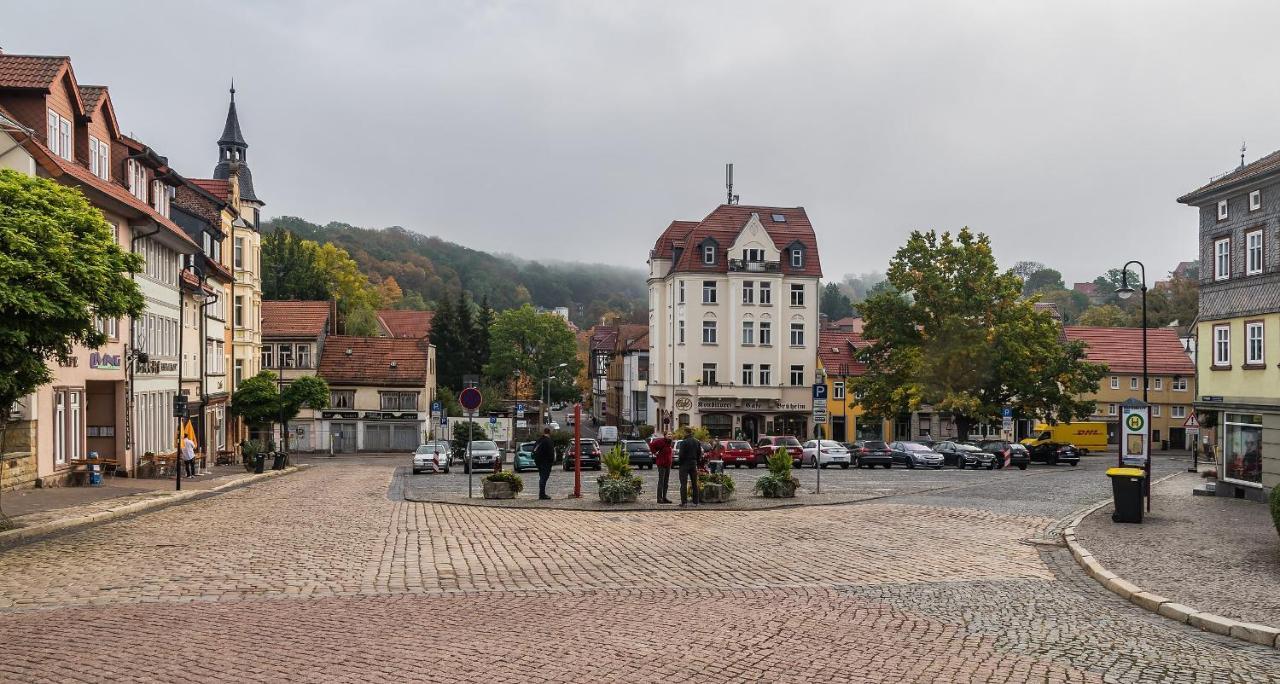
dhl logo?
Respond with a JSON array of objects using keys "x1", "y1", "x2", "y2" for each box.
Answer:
[{"x1": 1074, "y1": 429, "x2": 1102, "y2": 435}]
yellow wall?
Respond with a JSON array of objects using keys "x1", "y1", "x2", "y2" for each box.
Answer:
[
  {"x1": 1197, "y1": 316, "x2": 1280, "y2": 399},
  {"x1": 1082, "y1": 369, "x2": 1196, "y2": 443}
]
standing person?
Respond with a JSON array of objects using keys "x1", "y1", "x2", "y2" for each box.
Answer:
[
  {"x1": 677, "y1": 431, "x2": 703, "y2": 507},
  {"x1": 650, "y1": 432, "x2": 674, "y2": 504},
  {"x1": 533, "y1": 428, "x2": 556, "y2": 500},
  {"x1": 181, "y1": 435, "x2": 198, "y2": 477}
]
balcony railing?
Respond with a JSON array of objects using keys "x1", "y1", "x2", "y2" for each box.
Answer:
[{"x1": 728, "y1": 258, "x2": 780, "y2": 273}]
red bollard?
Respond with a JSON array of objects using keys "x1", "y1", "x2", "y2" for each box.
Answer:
[{"x1": 572, "y1": 403, "x2": 582, "y2": 498}]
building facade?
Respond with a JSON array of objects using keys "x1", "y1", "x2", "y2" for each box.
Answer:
[
  {"x1": 261, "y1": 300, "x2": 333, "y2": 451},
  {"x1": 1179, "y1": 155, "x2": 1280, "y2": 499},
  {"x1": 1063, "y1": 326, "x2": 1197, "y2": 448},
  {"x1": 648, "y1": 205, "x2": 822, "y2": 441},
  {"x1": 317, "y1": 336, "x2": 437, "y2": 452}
]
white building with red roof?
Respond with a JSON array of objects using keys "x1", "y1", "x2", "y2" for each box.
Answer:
[{"x1": 647, "y1": 204, "x2": 822, "y2": 441}]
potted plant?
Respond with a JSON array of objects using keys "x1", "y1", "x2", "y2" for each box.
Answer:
[
  {"x1": 597, "y1": 445, "x2": 643, "y2": 503},
  {"x1": 137, "y1": 451, "x2": 156, "y2": 478},
  {"x1": 241, "y1": 440, "x2": 264, "y2": 473},
  {"x1": 483, "y1": 470, "x2": 523, "y2": 499},
  {"x1": 754, "y1": 447, "x2": 800, "y2": 498},
  {"x1": 700, "y1": 471, "x2": 735, "y2": 503}
]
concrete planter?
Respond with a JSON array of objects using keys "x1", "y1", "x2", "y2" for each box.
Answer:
[
  {"x1": 700, "y1": 483, "x2": 733, "y2": 503},
  {"x1": 759, "y1": 479, "x2": 798, "y2": 498},
  {"x1": 482, "y1": 480, "x2": 516, "y2": 499}
]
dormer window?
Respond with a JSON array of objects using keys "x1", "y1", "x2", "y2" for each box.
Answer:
[
  {"x1": 151, "y1": 180, "x2": 172, "y2": 218},
  {"x1": 88, "y1": 136, "x2": 110, "y2": 180},
  {"x1": 1218, "y1": 199, "x2": 1229, "y2": 221},
  {"x1": 127, "y1": 159, "x2": 148, "y2": 201},
  {"x1": 46, "y1": 110, "x2": 72, "y2": 161},
  {"x1": 703, "y1": 245, "x2": 715, "y2": 264},
  {"x1": 790, "y1": 248, "x2": 803, "y2": 268}
]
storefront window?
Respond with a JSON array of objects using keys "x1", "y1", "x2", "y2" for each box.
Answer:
[
  {"x1": 702, "y1": 413, "x2": 732, "y2": 439},
  {"x1": 1223, "y1": 413, "x2": 1263, "y2": 485},
  {"x1": 856, "y1": 416, "x2": 884, "y2": 441}
]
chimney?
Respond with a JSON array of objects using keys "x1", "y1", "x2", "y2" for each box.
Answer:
[{"x1": 330, "y1": 298, "x2": 338, "y2": 335}]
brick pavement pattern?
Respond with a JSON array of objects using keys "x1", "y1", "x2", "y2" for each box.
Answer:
[{"x1": 1, "y1": 460, "x2": 1278, "y2": 682}]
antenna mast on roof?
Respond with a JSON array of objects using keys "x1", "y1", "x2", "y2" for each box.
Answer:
[
  {"x1": 1241, "y1": 140, "x2": 1247, "y2": 168},
  {"x1": 725, "y1": 163, "x2": 739, "y2": 205}
]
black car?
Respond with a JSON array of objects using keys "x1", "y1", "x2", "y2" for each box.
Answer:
[
  {"x1": 977, "y1": 440, "x2": 1030, "y2": 470},
  {"x1": 563, "y1": 438, "x2": 603, "y2": 470},
  {"x1": 852, "y1": 440, "x2": 893, "y2": 468},
  {"x1": 1026, "y1": 441, "x2": 1080, "y2": 466},
  {"x1": 934, "y1": 441, "x2": 996, "y2": 469},
  {"x1": 888, "y1": 441, "x2": 945, "y2": 469},
  {"x1": 623, "y1": 440, "x2": 654, "y2": 469}
]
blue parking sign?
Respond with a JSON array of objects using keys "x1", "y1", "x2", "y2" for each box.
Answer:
[
  {"x1": 431, "y1": 401, "x2": 442, "y2": 413},
  {"x1": 1001, "y1": 407, "x2": 1012, "y2": 418},
  {"x1": 812, "y1": 384, "x2": 827, "y2": 401}
]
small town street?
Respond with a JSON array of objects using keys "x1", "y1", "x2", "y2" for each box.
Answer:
[{"x1": 2, "y1": 454, "x2": 1277, "y2": 683}]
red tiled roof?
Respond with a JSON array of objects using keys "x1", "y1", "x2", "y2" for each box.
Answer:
[
  {"x1": 651, "y1": 220, "x2": 698, "y2": 256},
  {"x1": 262, "y1": 301, "x2": 331, "y2": 338},
  {"x1": 21, "y1": 137, "x2": 198, "y2": 249},
  {"x1": 0, "y1": 54, "x2": 68, "y2": 89},
  {"x1": 817, "y1": 329, "x2": 867, "y2": 377},
  {"x1": 376, "y1": 309, "x2": 434, "y2": 339},
  {"x1": 624, "y1": 329, "x2": 648, "y2": 352},
  {"x1": 1072, "y1": 282, "x2": 1097, "y2": 295},
  {"x1": 188, "y1": 178, "x2": 230, "y2": 202},
  {"x1": 319, "y1": 335, "x2": 430, "y2": 387},
  {"x1": 78, "y1": 85, "x2": 106, "y2": 111},
  {"x1": 828, "y1": 316, "x2": 864, "y2": 333},
  {"x1": 1178, "y1": 148, "x2": 1280, "y2": 204},
  {"x1": 1063, "y1": 326, "x2": 1193, "y2": 375},
  {"x1": 653, "y1": 205, "x2": 823, "y2": 278}
]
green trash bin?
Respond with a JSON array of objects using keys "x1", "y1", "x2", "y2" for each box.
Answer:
[{"x1": 1107, "y1": 467, "x2": 1145, "y2": 523}]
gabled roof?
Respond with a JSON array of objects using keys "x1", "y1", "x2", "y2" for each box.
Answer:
[
  {"x1": 817, "y1": 329, "x2": 867, "y2": 377},
  {"x1": 187, "y1": 178, "x2": 231, "y2": 202},
  {"x1": 624, "y1": 329, "x2": 648, "y2": 353},
  {"x1": 262, "y1": 301, "x2": 331, "y2": 338},
  {"x1": 77, "y1": 85, "x2": 121, "y2": 138},
  {"x1": 1179, "y1": 149, "x2": 1280, "y2": 205},
  {"x1": 1063, "y1": 326, "x2": 1194, "y2": 375},
  {"x1": 319, "y1": 336, "x2": 430, "y2": 387},
  {"x1": 0, "y1": 53, "x2": 69, "y2": 90},
  {"x1": 376, "y1": 309, "x2": 434, "y2": 339},
  {"x1": 652, "y1": 205, "x2": 822, "y2": 278},
  {"x1": 828, "y1": 316, "x2": 864, "y2": 333}
]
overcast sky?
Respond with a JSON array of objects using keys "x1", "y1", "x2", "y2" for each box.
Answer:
[{"x1": 10, "y1": 1, "x2": 1280, "y2": 286}]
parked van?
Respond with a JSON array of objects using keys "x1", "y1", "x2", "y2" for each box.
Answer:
[
  {"x1": 597, "y1": 425, "x2": 619, "y2": 444},
  {"x1": 1021, "y1": 422, "x2": 1108, "y2": 454}
]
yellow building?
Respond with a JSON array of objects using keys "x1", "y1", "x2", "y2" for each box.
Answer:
[{"x1": 817, "y1": 329, "x2": 885, "y2": 442}]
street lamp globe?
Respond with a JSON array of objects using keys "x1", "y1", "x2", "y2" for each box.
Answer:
[{"x1": 1116, "y1": 286, "x2": 1135, "y2": 300}]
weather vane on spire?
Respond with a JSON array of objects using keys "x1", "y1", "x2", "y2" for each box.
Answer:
[{"x1": 1241, "y1": 140, "x2": 1247, "y2": 168}]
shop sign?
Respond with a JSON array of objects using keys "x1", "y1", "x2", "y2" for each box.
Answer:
[
  {"x1": 775, "y1": 402, "x2": 808, "y2": 411},
  {"x1": 739, "y1": 399, "x2": 770, "y2": 410},
  {"x1": 321, "y1": 410, "x2": 359, "y2": 420},
  {"x1": 137, "y1": 359, "x2": 178, "y2": 374},
  {"x1": 89, "y1": 352, "x2": 122, "y2": 370},
  {"x1": 674, "y1": 396, "x2": 693, "y2": 411},
  {"x1": 697, "y1": 397, "x2": 736, "y2": 410}
]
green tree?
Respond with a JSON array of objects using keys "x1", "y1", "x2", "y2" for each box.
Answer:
[
  {"x1": 484, "y1": 305, "x2": 582, "y2": 403},
  {"x1": 853, "y1": 228, "x2": 1106, "y2": 438},
  {"x1": 0, "y1": 170, "x2": 146, "y2": 528},
  {"x1": 820, "y1": 282, "x2": 856, "y2": 319},
  {"x1": 262, "y1": 229, "x2": 329, "y2": 301},
  {"x1": 279, "y1": 375, "x2": 329, "y2": 452},
  {"x1": 452, "y1": 420, "x2": 486, "y2": 459},
  {"x1": 343, "y1": 303, "x2": 381, "y2": 336},
  {"x1": 1077, "y1": 304, "x2": 1131, "y2": 327},
  {"x1": 1023, "y1": 268, "x2": 1065, "y2": 296},
  {"x1": 430, "y1": 295, "x2": 465, "y2": 392},
  {"x1": 1036, "y1": 288, "x2": 1090, "y2": 324},
  {"x1": 1091, "y1": 268, "x2": 1140, "y2": 304},
  {"x1": 315, "y1": 241, "x2": 380, "y2": 314},
  {"x1": 230, "y1": 371, "x2": 329, "y2": 452},
  {"x1": 472, "y1": 295, "x2": 494, "y2": 374}
]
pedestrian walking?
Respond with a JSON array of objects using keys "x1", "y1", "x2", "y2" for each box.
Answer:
[
  {"x1": 533, "y1": 428, "x2": 556, "y2": 500},
  {"x1": 650, "y1": 432, "x2": 674, "y2": 504},
  {"x1": 677, "y1": 431, "x2": 702, "y2": 507},
  {"x1": 181, "y1": 435, "x2": 198, "y2": 477}
]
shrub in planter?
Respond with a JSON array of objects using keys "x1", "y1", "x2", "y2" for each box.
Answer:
[
  {"x1": 597, "y1": 445, "x2": 642, "y2": 503},
  {"x1": 754, "y1": 448, "x2": 800, "y2": 498},
  {"x1": 700, "y1": 471, "x2": 736, "y2": 503},
  {"x1": 241, "y1": 440, "x2": 264, "y2": 472},
  {"x1": 483, "y1": 470, "x2": 523, "y2": 499}
]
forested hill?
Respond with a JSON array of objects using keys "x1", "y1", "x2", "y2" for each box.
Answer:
[{"x1": 262, "y1": 216, "x2": 646, "y2": 326}]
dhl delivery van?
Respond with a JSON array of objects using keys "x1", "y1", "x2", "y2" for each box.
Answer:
[{"x1": 1020, "y1": 422, "x2": 1108, "y2": 454}]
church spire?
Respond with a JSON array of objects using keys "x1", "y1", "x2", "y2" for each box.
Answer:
[{"x1": 212, "y1": 81, "x2": 261, "y2": 204}]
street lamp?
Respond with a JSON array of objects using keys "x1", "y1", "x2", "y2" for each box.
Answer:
[
  {"x1": 544, "y1": 362, "x2": 569, "y2": 425},
  {"x1": 1115, "y1": 261, "x2": 1148, "y2": 405}
]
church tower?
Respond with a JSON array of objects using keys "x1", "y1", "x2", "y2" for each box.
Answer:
[{"x1": 212, "y1": 83, "x2": 264, "y2": 226}]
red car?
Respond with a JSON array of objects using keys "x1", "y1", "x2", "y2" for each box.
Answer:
[
  {"x1": 713, "y1": 440, "x2": 758, "y2": 468},
  {"x1": 754, "y1": 435, "x2": 804, "y2": 467}
]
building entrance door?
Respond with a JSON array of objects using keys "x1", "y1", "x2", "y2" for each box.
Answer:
[
  {"x1": 741, "y1": 415, "x2": 761, "y2": 443},
  {"x1": 330, "y1": 422, "x2": 356, "y2": 453}
]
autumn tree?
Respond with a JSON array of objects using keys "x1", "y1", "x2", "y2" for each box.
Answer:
[
  {"x1": 1022, "y1": 268, "x2": 1065, "y2": 296},
  {"x1": 853, "y1": 229, "x2": 1106, "y2": 438},
  {"x1": 484, "y1": 305, "x2": 582, "y2": 404},
  {"x1": 1077, "y1": 304, "x2": 1131, "y2": 327},
  {"x1": 0, "y1": 170, "x2": 146, "y2": 527}
]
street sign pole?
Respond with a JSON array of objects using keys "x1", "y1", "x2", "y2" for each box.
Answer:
[
  {"x1": 466, "y1": 413, "x2": 474, "y2": 498},
  {"x1": 812, "y1": 384, "x2": 828, "y2": 494},
  {"x1": 458, "y1": 388, "x2": 484, "y2": 498}
]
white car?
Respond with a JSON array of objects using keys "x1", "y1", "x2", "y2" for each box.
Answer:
[
  {"x1": 800, "y1": 440, "x2": 852, "y2": 469},
  {"x1": 548, "y1": 421, "x2": 561, "y2": 431},
  {"x1": 412, "y1": 441, "x2": 452, "y2": 474},
  {"x1": 565, "y1": 413, "x2": 576, "y2": 426}
]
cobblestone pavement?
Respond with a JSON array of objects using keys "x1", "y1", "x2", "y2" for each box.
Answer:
[{"x1": 1, "y1": 456, "x2": 1278, "y2": 682}]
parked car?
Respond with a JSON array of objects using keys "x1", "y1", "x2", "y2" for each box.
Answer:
[
  {"x1": 755, "y1": 436, "x2": 804, "y2": 466},
  {"x1": 623, "y1": 440, "x2": 654, "y2": 469},
  {"x1": 1026, "y1": 441, "x2": 1081, "y2": 466},
  {"x1": 888, "y1": 441, "x2": 945, "y2": 469},
  {"x1": 565, "y1": 413, "x2": 576, "y2": 426},
  {"x1": 462, "y1": 440, "x2": 503, "y2": 473},
  {"x1": 933, "y1": 440, "x2": 996, "y2": 469},
  {"x1": 564, "y1": 438, "x2": 603, "y2": 470},
  {"x1": 977, "y1": 440, "x2": 1031, "y2": 470},
  {"x1": 597, "y1": 425, "x2": 619, "y2": 444},
  {"x1": 512, "y1": 441, "x2": 538, "y2": 472},
  {"x1": 713, "y1": 440, "x2": 758, "y2": 468},
  {"x1": 800, "y1": 440, "x2": 852, "y2": 468},
  {"x1": 852, "y1": 440, "x2": 893, "y2": 468},
  {"x1": 412, "y1": 441, "x2": 452, "y2": 474},
  {"x1": 547, "y1": 421, "x2": 561, "y2": 432}
]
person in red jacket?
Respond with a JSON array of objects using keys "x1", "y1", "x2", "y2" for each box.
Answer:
[{"x1": 649, "y1": 433, "x2": 675, "y2": 504}]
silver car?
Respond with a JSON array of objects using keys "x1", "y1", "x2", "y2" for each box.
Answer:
[
  {"x1": 463, "y1": 440, "x2": 503, "y2": 473},
  {"x1": 889, "y1": 441, "x2": 945, "y2": 469},
  {"x1": 412, "y1": 441, "x2": 452, "y2": 474}
]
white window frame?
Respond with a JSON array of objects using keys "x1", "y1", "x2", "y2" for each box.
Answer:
[
  {"x1": 759, "y1": 364, "x2": 771, "y2": 386},
  {"x1": 703, "y1": 245, "x2": 715, "y2": 264},
  {"x1": 701, "y1": 363, "x2": 717, "y2": 386},
  {"x1": 789, "y1": 322, "x2": 804, "y2": 347},
  {"x1": 1153, "y1": 377, "x2": 1162, "y2": 391},
  {"x1": 1218, "y1": 199, "x2": 1229, "y2": 220},
  {"x1": 678, "y1": 280, "x2": 685, "y2": 304},
  {"x1": 702, "y1": 320, "x2": 717, "y2": 344},
  {"x1": 790, "y1": 248, "x2": 803, "y2": 268},
  {"x1": 759, "y1": 321, "x2": 772, "y2": 346},
  {"x1": 1250, "y1": 190, "x2": 1261, "y2": 211},
  {"x1": 1130, "y1": 377, "x2": 1138, "y2": 390},
  {"x1": 1172, "y1": 376, "x2": 1187, "y2": 391},
  {"x1": 742, "y1": 281, "x2": 754, "y2": 305},
  {"x1": 789, "y1": 365, "x2": 804, "y2": 387},
  {"x1": 790, "y1": 283, "x2": 805, "y2": 307},
  {"x1": 702, "y1": 281, "x2": 717, "y2": 304},
  {"x1": 1171, "y1": 405, "x2": 1186, "y2": 419},
  {"x1": 1213, "y1": 324, "x2": 1231, "y2": 367},
  {"x1": 1246, "y1": 321, "x2": 1264, "y2": 365},
  {"x1": 1246, "y1": 230, "x2": 1263, "y2": 275},
  {"x1": 1215, "y1": 238, "x2": 1230, "y2": 281},
  {"x1": 1109, "y1": 376, "x2": 1119, "y2": 389},
  {"x1": 261, "y1": 344, "x2": 274, "y2": 370},
  {"x1": 678, "y1": 362, "x2": 685, "y2": 384},
  {"x1": 89, "y1": 136, "x2": 101, "y2": 177},
  {"x1": 741, "y1": 364, "x2": 754, "y2": 386},
  {"x1": 1152, "y1": 404, "x2": 1161, "y2": 417},
  {"x1": 833, "y1": 381, "x2": 845, "y2": 400},
  {"x1": 1108, "y1": 403, "x2": 1117, "y2": 416},
  {"x1": 677, "y1": 319, "x2": 685, "y2": 344},
  {"x1": 741, "y1": 320, "x2": 754, "y2": 345},
  {"x1": 759, "y1": 281, "x2": 772, "y2": 305}
]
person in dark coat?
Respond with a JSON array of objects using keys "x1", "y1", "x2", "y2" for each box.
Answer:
[
  {"x1": 533, "y1": 428, "x2": 556, "y2": 500},
  {"x1": 649, "y1": 433, "x2": 675, "y2": 504},
  {"x1": 676, "y1": 432, "x2": 703, "y2": 507}
]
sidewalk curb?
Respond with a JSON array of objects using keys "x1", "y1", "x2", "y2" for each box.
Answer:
[
  {"x1": 0, "y1": 464, "x2": 309, "y2": 550},
  {"x1": 1059, "y1": 472, "x2": 1280, "y2": 650}
]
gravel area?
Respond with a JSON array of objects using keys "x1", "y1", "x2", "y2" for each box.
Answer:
[{"x1": 1076, "y1": 471, "x2": 1280, "y2": 627}]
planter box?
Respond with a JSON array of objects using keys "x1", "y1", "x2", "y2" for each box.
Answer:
[
  {"x1": 597, "y1": 482, "x2": 638, "y2": 504},
  {"x1": 483, "y1": 480, "x2": 516, "y2": 499},
  {"x1": 700, "y1": 483, "x2": 733, "y2": 503},
  {"x1": 760, "y1": 480, "x2": 798, "y2": 498}
]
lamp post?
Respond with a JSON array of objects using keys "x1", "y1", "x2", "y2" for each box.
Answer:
[
  {"x1": 544, "y1": 362, "x2": 569, "y2": 427},
  {"x1": 1116, "y1": 260, "x2": 1151, "y2": 510}
]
